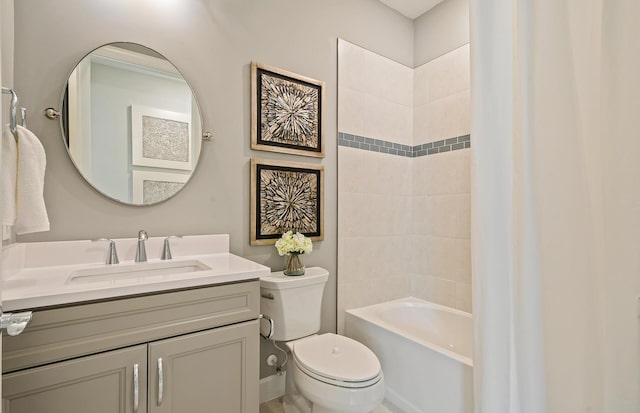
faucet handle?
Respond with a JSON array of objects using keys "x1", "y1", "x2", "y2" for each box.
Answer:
[
  {"x1": 92, "y1": 238, "x2": 119, "y2": 265},
  {"x1": 161, "y1": 235, "x2": 183, "y2": 260},
  {"x1": 138, "y1": 230, "x2": 148, "y2": 241}
]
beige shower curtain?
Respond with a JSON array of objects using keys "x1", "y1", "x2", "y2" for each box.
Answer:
[{"x1": 471, "y1": 0, "x2": 640, "y2": 411}]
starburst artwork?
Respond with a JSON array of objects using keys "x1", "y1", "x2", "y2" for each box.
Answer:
[
  {"x1": 261, "y1": 75, "x2": 318, "y2": 145},
  {"x1": 251, "y1": 159, "x2": 324, "y2": 245},
  {"x1": 251, "y1": 62, "x2": 325, "y2": 157}
]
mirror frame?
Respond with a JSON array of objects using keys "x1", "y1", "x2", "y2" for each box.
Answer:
[{"x1": 59, "y1": 42, "x2": 207, "y2": 207}]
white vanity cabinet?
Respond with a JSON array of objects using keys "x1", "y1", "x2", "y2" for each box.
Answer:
[{"x1": 1, "y1": 281, "x2": 260, "y2": 413}]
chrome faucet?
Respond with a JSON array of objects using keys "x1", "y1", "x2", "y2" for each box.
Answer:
[
  {"x1": 161, "y1": 235, "x2": 182, "y2": 260},
  {"x1": 135, "y1": 230, "x2": 148, "y2": 263},
  {"x1": 92, "y1": 238, "x2": 119, "y2": 265}
]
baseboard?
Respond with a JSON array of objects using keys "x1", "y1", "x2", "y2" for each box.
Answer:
[{"x1": 260, "y1": 373, "x2": 286, "y2": 403}]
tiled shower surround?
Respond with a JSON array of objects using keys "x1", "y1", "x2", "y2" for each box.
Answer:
[{"x1": 337, "y1": 40, "x2": 471, "y2": 332}]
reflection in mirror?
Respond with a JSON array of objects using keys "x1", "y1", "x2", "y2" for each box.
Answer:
[{"x1": 62, "y1": 42, "x2": 202, "y2": 206}]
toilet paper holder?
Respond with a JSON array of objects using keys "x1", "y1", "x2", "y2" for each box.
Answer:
[
  {"x1": 259, "y1": 314, "x2": 275, "y2": 339},
  {"x1": 0, "y1": 307, "x2": 33, "y2": 336}
]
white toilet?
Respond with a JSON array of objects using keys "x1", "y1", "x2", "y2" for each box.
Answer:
[{"x1": 260, "y1": 267, "x2": 385, "y2": 413}]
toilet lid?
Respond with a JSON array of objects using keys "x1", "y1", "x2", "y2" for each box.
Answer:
[{"x1": 293, "y1": 333, "x2": 381, "y2": 384}]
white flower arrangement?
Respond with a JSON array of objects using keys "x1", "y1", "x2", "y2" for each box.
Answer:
[{"x1": 275, "y1": 231, "x2": 313, "y2": 256}]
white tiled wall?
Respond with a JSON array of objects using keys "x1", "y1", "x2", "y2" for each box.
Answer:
[
  {"x1": 411, "y1": 44, "x2": 471, "y2": 311},
  {"x1": 338, "y1": 41, "x2": 414, "y2": 145},
  {"x1": 411, "y1": 149, "x2": 471, "y2": 311},
  {"x1": 338, "y1": 41, "x2": 414, "y2": 332},
  {"x1": 338, "y1": 149, "x2": 414, "y2": 332},
  {"x1": 338, "y1": 40, "x2": 472, "y2": 331},
  {"x1": 414, "y1": 44, "x2": 471, "y2": 144}
]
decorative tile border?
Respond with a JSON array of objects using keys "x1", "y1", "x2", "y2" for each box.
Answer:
[
  {"x1": 337, "y1": 133, "x2": 413, "y2": 157},
  {"x1": 338, "y1": 132, "x2": 470, "y2": 158}
]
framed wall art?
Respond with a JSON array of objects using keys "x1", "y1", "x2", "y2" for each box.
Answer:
[
  {"x1": 251, "y1": 62, "x2": 325, "y2": 158},
  {"x1": 251, "y1": 158, "x2": 324, "y2": 245},
  {"x1": 132, "y1": 170, "x2": 188, "y2": 205},
  {"x1": 131, "y1": 105, "x2": 193, "y2": 171}
]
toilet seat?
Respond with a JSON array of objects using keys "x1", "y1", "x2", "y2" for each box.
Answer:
[{"x1": 292, "y1": 333, "x2": 382, "y2": 389}]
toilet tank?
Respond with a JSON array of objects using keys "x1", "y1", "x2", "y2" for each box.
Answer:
[{"x1": 260, "y1": 267, "x2": 329, "y2": 341}]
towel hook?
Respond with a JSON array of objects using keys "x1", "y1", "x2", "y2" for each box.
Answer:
[
  {"x1": 2, "y1": 87, "x2": 27, "y2": 138},
  {"x1": 1, "y1": 87, "x2": 18, "y2": 134}
]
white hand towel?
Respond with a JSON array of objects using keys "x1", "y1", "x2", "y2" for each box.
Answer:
[
  {"x1": 1, "y1": 124, "x2": 18, "y2": 238},
  {"x1": 14, "y1": 125, "x2": 49, "y2": 235}
]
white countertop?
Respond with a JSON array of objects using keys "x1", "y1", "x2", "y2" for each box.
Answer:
[{"x1": 2, "y1": 235, "x2": 270, "y2": 311}]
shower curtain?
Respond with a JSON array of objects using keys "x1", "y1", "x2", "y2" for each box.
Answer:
[{"x1": 471, "y1": 0, "x2": 640, "y2": 412}]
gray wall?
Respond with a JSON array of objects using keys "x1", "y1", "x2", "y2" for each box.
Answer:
[
  {"x1": 414, "y1": 0, "x2": 469, "y2": 66},
  {"x1": 12, "y1": 0, "x2": 413, "y2": 376}
]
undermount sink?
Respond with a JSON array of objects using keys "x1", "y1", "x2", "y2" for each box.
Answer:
[
  {"x1": 2, "y1": 234, "x2": 271, "y2": 311},
  {"x1": 67, "y1": 259, "x2": 212, "y2": 284}
]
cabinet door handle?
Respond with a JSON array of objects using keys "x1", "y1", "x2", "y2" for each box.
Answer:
[
  {"x1": 133, "y1": 363, "x2": 139, "y2": 413},
  {"x1": 157, "y1": 357, "x2": 164, "y2": 406}
]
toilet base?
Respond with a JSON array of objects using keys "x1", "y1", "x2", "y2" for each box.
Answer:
[
  {"x1": 293, "y1": 362, "x2": 384, "y2": 413},
  {"x1": 278, "y1": 335, "x2": 384, "y2": 413},
  {"x1": 281, "y1": 358, "x2": 382, "y2": 413}
]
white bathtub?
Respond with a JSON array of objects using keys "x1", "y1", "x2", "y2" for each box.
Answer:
[{"x1": 345, "y1": 297, "x2": 473, "y2": 413}]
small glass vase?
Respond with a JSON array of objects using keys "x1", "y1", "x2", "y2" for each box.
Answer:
[{"x1": 283, "y1": 253, "x2": 305, "y2": 276}]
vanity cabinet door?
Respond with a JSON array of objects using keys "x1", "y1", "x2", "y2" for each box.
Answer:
[
  {"x1": 148, "y1": 320, "x2": 259, "y2": 413},
  {"x1": 2, "y1": 344, "x2": 147, "y2": 413}
]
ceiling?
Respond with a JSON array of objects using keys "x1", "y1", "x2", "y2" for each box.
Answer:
[{"x1": 377, "y1": 0, "x2": 444, "y2": 19}]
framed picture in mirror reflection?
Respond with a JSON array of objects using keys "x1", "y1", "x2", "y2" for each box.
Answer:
[
  {"x1": 251, "y1": 62, "x2": 325, "y2": 158},
  {"x1": 131, "y1": 105, "x2": 193, "y2": 171},
  {"x1": 132, "y1": 170, "x2": 188, "y2": 205}
]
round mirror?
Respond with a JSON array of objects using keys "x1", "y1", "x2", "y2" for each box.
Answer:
[{"x1": 61, "y1": 42, "x2": 203, "y2": 206}]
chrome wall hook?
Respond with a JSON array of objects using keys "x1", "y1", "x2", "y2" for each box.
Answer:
[{"x1": 2, "y1": 87, "x2": 27, "y2": 135}]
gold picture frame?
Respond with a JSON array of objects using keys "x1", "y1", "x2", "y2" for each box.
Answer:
[
  {"x1": 250, "y1": 158, "x2": 324, "y2": 245},
  {"x1": 251, "y1": 62, "x2": 325, "y2": 158}
]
